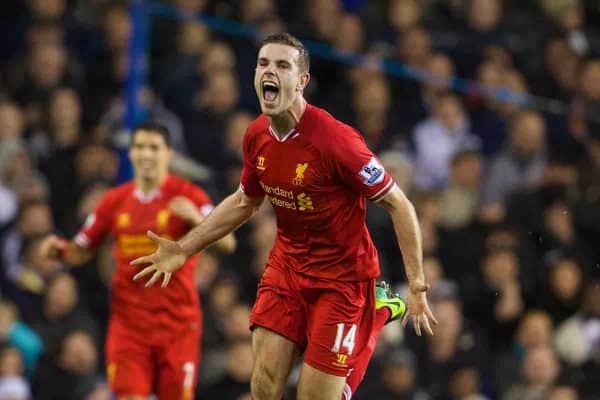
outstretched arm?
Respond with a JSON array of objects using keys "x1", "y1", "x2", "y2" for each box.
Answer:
[
  {"x1": 132, "y1": 188, "x2": 264, "y2": 287},
  {"x1": 379, "y1": 185, "x2": 437, "y2": 336},
  {"x1": 168, "y1": 196, "x2": 238, "y2": 254},
  {"x1": 178, "y1": 189, "x2": 263, "y2": 256}
]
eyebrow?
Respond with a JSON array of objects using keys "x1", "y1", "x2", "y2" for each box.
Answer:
[{"x1": 258, "y1": 57, "x2": 292, "y2": 65}]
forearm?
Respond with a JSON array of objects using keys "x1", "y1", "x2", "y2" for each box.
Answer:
[
  {"x1": 47, "y1": 238, "x2": 93, "y2": 267},
  {"x1": 63, "y1": 241, "x2": 94, "y2": 266},
  {"x1": 382, "y1": 188, "x2": 425, "y2": 285},
  {"x1": 178, "y1": 190, "x2": 260, "y2": 256}
]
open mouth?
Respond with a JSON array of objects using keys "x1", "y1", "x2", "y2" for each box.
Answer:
[{"x1": 262, "y1": 81, "x2": 279, "y2": 103}]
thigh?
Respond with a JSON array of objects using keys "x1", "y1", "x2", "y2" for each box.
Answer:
[
  {"x1": 106, "y1": 322, "x2": 153, "y2": 397},
  {"x1": 250, "y1": 265, "x2": 307, "y2": 347},
  {"x1": 155, "y1": 326, "x2": 201, "y2": 400},
  {"x1": 304, "y1": 280, "x2": 376, "y2": 379},
  {"x1": 251, "y1": 326, "x2": 300, "y2": 382}
]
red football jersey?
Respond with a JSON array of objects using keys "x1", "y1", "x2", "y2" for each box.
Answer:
[
  {"x1": 75, "y1": 175, "x2": 213, "y2": 342},
  {"x1": 240, "y1": 104, "x2": 396, "y2": 281}
]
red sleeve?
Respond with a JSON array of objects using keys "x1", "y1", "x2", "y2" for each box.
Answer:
[
  {"x1": 239, "y1": 127, "x2": 265, "y2": 198},
  {"x1": 74, "y1": 191, "x2": 116, "y2": 249},
  {"x1": 330, "y1": 126, "x2": 396, "y2": 202},
  {"x1": 184, "y1": 184, "x2": 214, "y2": 217}
]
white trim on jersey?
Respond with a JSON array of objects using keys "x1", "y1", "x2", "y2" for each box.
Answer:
[
  {"x1": 370, "y1": 181, "x2": 396, "y2": 202},
  {"x1": 199, "y1": 204, "x2": 214, "y2": 217},
  {"x1": 74, "y1": 232, "x2": 90, "y2": 248},
  {"x1": 268, "y1": 126, "x2": 297, "y2": 142},
  {"x1": 133, "y1": 187, "x2": 161, "y2": 203}
]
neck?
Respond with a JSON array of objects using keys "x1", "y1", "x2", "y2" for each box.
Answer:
[
  {"x1": 135, "y1": 174, "x2": 166, "y2": 194},
  {"x1": 269, "y1": 96, "x2": 306, "y2": 138}
]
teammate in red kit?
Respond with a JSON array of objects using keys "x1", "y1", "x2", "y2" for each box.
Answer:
[
  {"x1": 39, "y1": 122, "x2": 236, "y2": 400},
  {"x1": 132, "y1": 33, "x2": 437, "y2": 400}
]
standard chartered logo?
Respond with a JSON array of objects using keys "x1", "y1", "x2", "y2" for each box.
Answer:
[
  {"x1": 297, "y1": 193, "x2": 313, "y2": 211},
  {"x1": 260, "y1": 182, "x2": 314, "y2": 211}
]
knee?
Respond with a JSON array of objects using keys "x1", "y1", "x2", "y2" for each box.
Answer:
[{"x1": 251, "y1": 360, "x2": 286, "y2": 400}]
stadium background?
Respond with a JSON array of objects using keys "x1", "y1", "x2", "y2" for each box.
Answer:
[{"x1": 0, "y1": 0, "x2": 599, "y2": 399}]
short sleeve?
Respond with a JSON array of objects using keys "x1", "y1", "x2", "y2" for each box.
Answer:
[
  {"x1": 330, "y1": 127, "x2": 396, "y2": 202},
  {"x1": 239, "y1": 129, "x2": 265, "y2": 197},
  {"x1": 184, "y1": 184, "x2": 214, "y2": 217},
  {"x1": 74, "y1": 191, "x2": 115, "y2": 249}
]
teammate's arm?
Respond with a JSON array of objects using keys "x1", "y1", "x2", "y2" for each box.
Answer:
[
  {"x1": 379, "y1": 185, "x2": 438, "y2": 336},
  {"x1": 39, "y1": 235, "x2": 94, "y2": 267}
]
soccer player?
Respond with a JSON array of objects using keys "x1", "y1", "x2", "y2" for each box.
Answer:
[
  {"x1": 39, "y1": 122, "x2": 236, "y2": 400},
  {"x1": 132, "y1": 33, "x2": 437, "y2": 400}
]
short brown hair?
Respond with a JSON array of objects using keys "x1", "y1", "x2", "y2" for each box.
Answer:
[{"x1": 259, "y1": 32, "x2": 310, "y2": 72}]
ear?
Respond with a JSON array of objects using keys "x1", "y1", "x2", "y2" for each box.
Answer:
[{"x1": 298, "y1": 72, "x2": 310, "y2": 91}]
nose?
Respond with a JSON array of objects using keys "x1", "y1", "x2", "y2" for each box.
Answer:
[{"x1": 264, "y1": 64, "x2": 276, "y2": 76}]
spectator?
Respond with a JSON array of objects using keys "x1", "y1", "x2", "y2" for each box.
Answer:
[
  {"x1": 356, "y1": 348, "x2": 427, "y2": 399},
  {"x1": 0, "y1": 346, "x2": 31, "y2": 400},
  {"x1": 539, "y1": 257, "x2": 583, "y2": 323},
  {"x1": 198, "y1": 339, "x2": 253, "y2": 399},
  {"x1": 481, "y1": 110, "x2": 547, "y2": 223},
  {"x1": 412, "y1": 93, "x2": 480, "y2": 189},
  {"x1": 33, "y1": 330, "x2": 102, "y2": 400},
  {"x1": 502, "y1": 345, "x2": 561, "y2": 400},
  {"x1": 0, "y1": 301, "x2": 43, "y2": 375},
  {"x1": 31, "y1": 273, "x2": 98, "y2": 361},
  {"x1": 553, "y1": 280, "x2": 600, "y2": 367},
  {"x1": 439, "y1": 150, "x2": 483, "y2": 229}
]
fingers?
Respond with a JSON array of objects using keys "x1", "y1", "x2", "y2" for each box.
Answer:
[
  {"x1": 146, "y1": 231, "x2": 161, "y2": 243},
  {"x1": 413, "y1": 315, "x2": 422, "y2": 336},
  {"x1": 145, "y1": 270, "x2": 162, "y2": 288},
  {"x1": 133, "y1": 266, "x2": 155, "y2": 281},
  {"x1": 402, "y1": 313, "x2": 409, "y2": 327},
  {"x1": 161, "y1": 272, "x2": 172, "y2": 288},
  {"x1": 426, "y1": 308, "x2": 439, "y2": 326},
  {"x1": 422, "y1": 314, "x2": 434, "y2": 336},
  {"x1": 130, "y1": 255, "x2": 155, "y2": 266}
]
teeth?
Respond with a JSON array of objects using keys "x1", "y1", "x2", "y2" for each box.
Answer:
[{"x1": 263, "y1": 82, "x2": 278, "y2": 90}]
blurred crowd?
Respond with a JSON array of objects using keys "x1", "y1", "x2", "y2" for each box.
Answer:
[{"x1": 0, "y1": 0, "x2": 599, "y2": 399}]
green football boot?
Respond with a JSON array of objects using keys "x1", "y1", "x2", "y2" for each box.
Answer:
[{"x1": 375, "y1": 280, "x2": 407, "y2": 324}]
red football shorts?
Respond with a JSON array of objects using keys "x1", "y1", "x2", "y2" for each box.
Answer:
[
  {"x1": 105, "y1": 318, "x2": 201, "y2": 399},
  {"x1": 250, "y1": 263, "x2": 376, "y2": 378}
]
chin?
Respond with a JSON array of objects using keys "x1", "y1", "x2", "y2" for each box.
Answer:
[{"x1": 261, "y1": 105, "x2": 279, "y2": 116}]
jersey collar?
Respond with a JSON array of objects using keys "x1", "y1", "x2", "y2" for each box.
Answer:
[
  {"x1": 268, "y1": 126, "x2": 299, "y2": 142},
  {"x1": 133, "y1": 187, "x2": 161, "y2": 203}
]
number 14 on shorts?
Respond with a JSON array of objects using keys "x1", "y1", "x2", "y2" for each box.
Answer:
[{"x1": 331, "y1": 323, "x2": 357, "y2": 356}]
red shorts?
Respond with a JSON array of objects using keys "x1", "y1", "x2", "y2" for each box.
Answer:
[
  {"x1": 105, "y1": 318, "x2": 201, "y2": 399},
  {"x1": 250, "y1": 263, "x2": 376, "y2": 377}
]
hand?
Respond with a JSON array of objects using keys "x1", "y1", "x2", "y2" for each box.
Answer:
[
  {"x1": 403, "y1": 282, "x2": 438, "y2": 336},
  {"x1": 130, "y1": 231, "x2": 188, "y2": 288},
  {"x1": 38, "y1": 234, "x2": 65, "y2": 261},
  {"x1": 0, "y1": 303, "x2": 16, "y2": 340},
  {"x1": 169, "y1": 196, "x2": 203, "y2": 225}
]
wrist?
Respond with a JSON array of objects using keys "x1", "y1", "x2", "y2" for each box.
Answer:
[
  {"x1": 177, "y1": 240, "x2": 194, "y2": 257},
  {"x1": 408, "y1": 279, "x2": 427, "y2": 293},
  {"x1": 56, "y1": 238, "x2": 69, "y2": 261}
]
